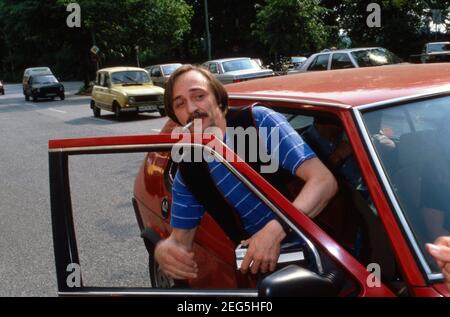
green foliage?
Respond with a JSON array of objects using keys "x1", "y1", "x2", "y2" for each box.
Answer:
[
  {"x1": 252, "y1": 0, "x2": 330, "y2": 56},
  {"x1": 0, "y1": 0, "x2": 193, "y2": 82}
]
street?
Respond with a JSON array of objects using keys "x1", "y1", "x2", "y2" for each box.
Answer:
[{"x1": 0, "y1": 83, "x2": 167, "y2": 296}]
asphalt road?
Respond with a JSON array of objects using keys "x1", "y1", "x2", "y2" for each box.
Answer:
[{"x1": 0, "y1": 82, "x2": 167, "y2": 296}]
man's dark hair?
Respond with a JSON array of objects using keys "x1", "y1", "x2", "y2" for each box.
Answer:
[{"x1": 164, "y1": 64, "x2": 229, "y2": 125}]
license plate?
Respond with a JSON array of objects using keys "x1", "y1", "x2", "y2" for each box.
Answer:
[
  {"x1": 47, "y1": 93, "x2": 57, "y2": 96},
  {"x1": 139, "y1": 105, "x2": 156, "y2": 111}
]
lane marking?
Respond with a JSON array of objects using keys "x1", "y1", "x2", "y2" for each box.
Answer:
[{"x1": 48, "y1": 108, "x2": 67, "y2": 114}]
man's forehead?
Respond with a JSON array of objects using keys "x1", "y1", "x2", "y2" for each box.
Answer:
[{"x1": 173, "y1": 70, "x2": 210, "y2": 94}]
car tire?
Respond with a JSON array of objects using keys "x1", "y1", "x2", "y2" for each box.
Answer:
[
  {"x1": 92, "y1": 102, "x2": 101, "y2": 117},
  {"x1": 148, "y1": 253, "x2": 175, "y2": 288},
  {"x1": 158, "y1": 107, "x2": 166, "y2": 117},
  {"x1": 32, "y1": 95, "x2": 37, "y2": 102},
  {"x1": 114, "y1": 103, "x2": 122, "y2": 121},
  {"x1": 60, "y1": 93, "x2": 65, "y2": 101},
  {"x1": 25, "y1": 95, "x2": 30, "y2": 101}
]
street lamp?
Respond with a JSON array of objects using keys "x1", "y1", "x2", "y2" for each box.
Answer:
[
  {"x1": 204, "y1": 0, "x2": 211, "y2": 60},
  {"x1": 135, "y1": 45, "x2": 140, "y2": 68}
]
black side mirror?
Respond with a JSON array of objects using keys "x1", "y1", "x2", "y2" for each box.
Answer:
[{"x1": 258, "y1": 265, "x2": 343, "y2": 297}]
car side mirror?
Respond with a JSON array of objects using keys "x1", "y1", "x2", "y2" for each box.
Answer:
[{"x1": 258, "y1": 265, "x2": 342, "y2": 297}]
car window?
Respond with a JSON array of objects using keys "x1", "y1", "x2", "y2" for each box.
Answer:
[
  {"x1": 308, "y1": 54, "x2": 330, "y2": 71},
  {"x1": 151, "y1": 66, "x2": 161, "y2": 77},
  {"x1": 209, "y1": 63, "x2": 219, "y2": 74},
  {"x1": 98, "y1": 72, "x2": 105, "y2": 86},
  {"x1": 104, "y1": 74, "x2": 111, "y2": 87},
  {"x1": 331, "y1": 53, "x2": 354, "y2": 70},
  {"x1": 162, "y1": 64, "x2": 181, "y2": 76},
  {"x1": 427, "y1": 43, "x2": 450, "y2": 53},
  {"x1": 351, "y1": 48, "x2": 402, "y2": 67},
  {"x1": 111, "y1": 71, "x2": 151, "y2": 84},
  {"x1": 222, "y1": 59, "x2": 260, "y2": 72},
  {"x1": 33, "y1": 75, "x2": 58, "y2": 84},
  {"x1": 362, "y1": 96, "x2": 450, "y2": 275}
]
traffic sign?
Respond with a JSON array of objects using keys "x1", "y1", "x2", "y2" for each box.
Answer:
[{"x1": 90, "y1": 45, "x2": 100, "y2": 55}]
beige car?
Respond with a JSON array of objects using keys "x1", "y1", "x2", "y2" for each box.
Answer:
[{"x1": 90, "y1": 67, "x2": 165, "y2": 120}]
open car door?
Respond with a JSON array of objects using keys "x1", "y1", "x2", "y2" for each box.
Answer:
[{"x1": 48, "y1": 133, "x2": 394, "y2": 297}]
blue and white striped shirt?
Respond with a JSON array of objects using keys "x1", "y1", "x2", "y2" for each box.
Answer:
[{"x1": 170, "y1": 106, "x2": 316, "y2": 235}]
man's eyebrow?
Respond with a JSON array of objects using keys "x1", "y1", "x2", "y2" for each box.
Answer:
[
  {"x1": 188, "y1": 87, "x2": 207, "y2": 93},
  {"x1": 173, "y1": 87, "x2": 207, "y2": 102}
]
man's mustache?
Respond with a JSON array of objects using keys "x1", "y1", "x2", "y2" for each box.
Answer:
[{"x1": 187, "y1": 111, "x2": 208, "y2": 124}]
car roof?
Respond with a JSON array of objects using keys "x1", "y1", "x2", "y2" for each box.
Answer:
[
  {"x1": 226, "y1": 63, "x2": 450, "y2": 107},
  {"x1": 312, "y1": 47, "x2": 383, "y2": 55},
  {"x1": 205, "y1": 57, "x2": 251, "y2": 64},
  {"x1": 427, "y1": 42, "x2": 450, "y2": 45},
  {"x1": 98, "y1": 66, "x2": 147, "y2": 72}
]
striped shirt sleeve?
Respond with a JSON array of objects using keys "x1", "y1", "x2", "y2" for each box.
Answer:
[{"x1": 170, "y1": 171, "x2": 205, "y2": 229}]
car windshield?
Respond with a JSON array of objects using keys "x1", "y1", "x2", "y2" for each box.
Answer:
[
  {"x1": 362, "y1": 97, "x2": 450, "y2": 273},
  {"x1": 428, "y1": 43, "x2": 450, "y2": 53},
  {"x1": 33, "y1": 75, "x2": 58, "y2": 84},
  {"x1": 111, "y1": 71, "x2": 150, "y2": 84},
  {"x1": 222, "y1": 59, "x2": 260, "y2": 72},
  {"x1": 351, "y1": 48, "x2": 402, "y2": 67},
  {"x1": 162, "y1": 64, "x2": 182, "y2": 76}
]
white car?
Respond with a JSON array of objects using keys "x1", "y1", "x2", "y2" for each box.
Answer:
[
  {"x1": 291, "y1": 47, "x2": 402, "y2": 74},
  {"x1": 202, "y1": 57, "x2": 274, "y2": 84}
]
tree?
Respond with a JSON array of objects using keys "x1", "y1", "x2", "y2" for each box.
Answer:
[
  {"x1": 252, "y1": 0, "x2": 330, "y2": 61},
  {"x1": 335, "y1": 0, "x2": 430, "y2": 58}
]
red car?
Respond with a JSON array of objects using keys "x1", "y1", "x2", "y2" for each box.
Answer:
[{"x1": 49, "y1": 63, "x2": 450, "y2": 297}]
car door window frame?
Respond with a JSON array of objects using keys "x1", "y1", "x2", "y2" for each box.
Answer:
[{"x1": 49, "y1": 129, "x2": 396, "y2": 296}]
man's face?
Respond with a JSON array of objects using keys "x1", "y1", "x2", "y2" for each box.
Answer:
[{"x1": 172, "y1": 70, "x2": 224, "y2": 131}]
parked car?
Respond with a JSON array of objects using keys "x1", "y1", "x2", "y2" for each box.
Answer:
[
  {"x1": 417, "y1": 42, "x2": 450, "y2": 64},
  {"x1": 0, "y1": 80, "x2": 4, "y2": 95},
  {"x1": 202, "y1": 57, "x2": 274, "y2": 84},
  {"x1": 292, "y1": 47, "x2": 403, "y2": 74},
  {"x1": 49, "y1": 63, "x2": 450, "y2": 297},
  {"x1": 90, "y1": 66, "x2": 165, "y2": 120},
  {"x1": 146, "y1": 63, "x2": 182, "y2": 88},
  {"x1": 22, "y1": 67, "x2": 65, "y2": 101}
]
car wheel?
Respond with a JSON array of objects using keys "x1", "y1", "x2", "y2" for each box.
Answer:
[
  {"x1": 60, "y1": 93, "x2": 65, "y2": 101},
  {"x1": 158, "y1": 107, "x2": 166, "y2": 117},
  {"x1": 32, "y1": 95, "x2": 37, "y2": 102},
  {"x1": 114, "y1": 103, "x2": 122, "y2": 121},
  {"x1": 148, "y1": 253, "x2": 175, "y2": 288},
  {"x1": 25, "y1": 95, "x2": 30, "y2": 101},
  {"x1": 92, "y1": 102, "x2": 101, "y2": 118}
]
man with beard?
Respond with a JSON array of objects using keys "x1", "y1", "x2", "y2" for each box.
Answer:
[{"x1": 154, "y1": 64, "x2": 337, "y2": 280}]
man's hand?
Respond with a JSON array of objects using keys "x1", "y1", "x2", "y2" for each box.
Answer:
[
  {"x1": 154, "y1": 236, "x2": 198, "y2": 280},
  {"x1": 239, "y1": 219, "x2": 286, "y2": 275},
  {"x1": 426, "y1": 236, "x2": 450, "y2": 291}
]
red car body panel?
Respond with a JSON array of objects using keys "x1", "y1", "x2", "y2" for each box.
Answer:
[{"x1": 225, "y1": 63, "x2": 450, "y2": 107}]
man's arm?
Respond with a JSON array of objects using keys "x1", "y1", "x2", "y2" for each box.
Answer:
[
  {"x1": 292, "y1": 157, "x2": 338, "y2": 218},
  {"x1": 240, "y1": 158, "x2": 337, "y2": 274},
  {"x1": 154, "y1": 228, "x2": 198, "y2": 280}
]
